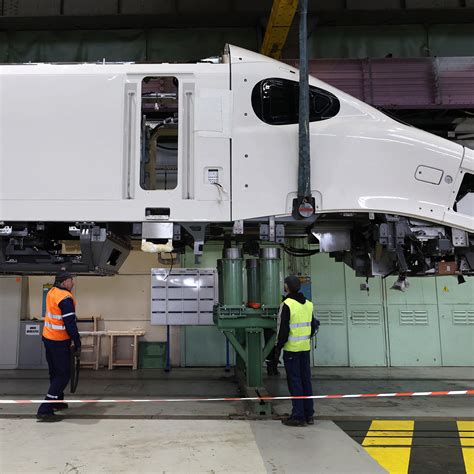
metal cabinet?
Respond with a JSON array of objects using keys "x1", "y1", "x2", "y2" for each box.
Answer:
[
  {"x1": 436, "y1": 276, "x2": 474, "y2": 366},
  {"x1": 18, "y1": 321, "x2": 48, "y2": 369},
  {"x1": 0, "y1": 277, "x2": 23, "y2": 369},
  {"x1": 312, "y1": 254, "x2": 350, "y2": 366},
  {"x1": 345, "y1": 266, "x2": 386, "y2": 366},
  {"x1": 385, "y1": 277, "x2": 441, "y2": 366}
]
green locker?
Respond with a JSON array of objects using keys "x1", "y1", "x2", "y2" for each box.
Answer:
[
  {"x1": 311, "y1": 253, "x2": 346, "y2": 304},
  {"x1": 345, "y1": 267, "x2": 386, "y2": 366},
  {"x1": 347, "y1": 305, "x2": 386, "y2": 366},
  {"x1": 385, "y1": 277, "x2": 441, "y2": 366},
  {"x1": 436, "y1": 276, "x2": 474, "y2": 305},
  {"x1": 313, "y1": 305, "x2": 348, "y2": 366},
  {"x1": 436, "y1": 276, "x2": 474, "y2": 366},
  {"x1": 386, "y1": 305, "x2": 441, "y2": 366},
  {"x1": 311, "y1": 254, "x2": 349, "y2": 366},
  {"x1": 438, "y1": 305, "x2": 474, "y2": 366},
  {"x1": 385, "y1": 276, "x2": 438, "y2": 305}
]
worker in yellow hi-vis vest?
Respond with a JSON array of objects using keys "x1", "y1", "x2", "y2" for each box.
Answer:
[{"x1": 274, "y1": 275, "x2": 320, "y2": 427}]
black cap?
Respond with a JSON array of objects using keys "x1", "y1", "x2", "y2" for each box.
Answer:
[
  {"x1": 284, "y1": 275, "x2": 301, "y2": 293},
  {"x1": 55, "y1": 271, "x2": 74, "y2": 284}
]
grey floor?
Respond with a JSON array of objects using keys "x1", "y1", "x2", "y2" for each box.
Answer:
[
  {"x1": 0, "y1": 367, "x2": 472, "y2": 473},
  {"x1": 1, "y1": 367, "x2": 472, "y2": 418},
  {"x1": 0, "y1": 419, "x2": 387, "y2": 473}
]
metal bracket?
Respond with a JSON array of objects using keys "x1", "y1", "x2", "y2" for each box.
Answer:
[
  {"x1": 182, "y1": 223, "x2": 208, "y2": 264},
  {"x1": 233, "y1": 220, "x2": 244, "y2": 235},
  {"x1": 259, "y1": 218, "x2": 284, "y2": 243},
  {"x1": 275, "y1": 224, "x2": 285, "y2": 244}
]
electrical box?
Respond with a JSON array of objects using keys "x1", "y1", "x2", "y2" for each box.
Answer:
[
  {"x1": 207, "y1": 168, "x2": 219, "y2": 184},
  {"x1": 0, "y1": 277, "x2": 24, "y2": 369},
  {"x1": 18, "y1": 320, "x2": 48, "y2": 369}
]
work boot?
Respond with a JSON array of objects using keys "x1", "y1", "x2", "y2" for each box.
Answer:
[
  {"x1": 306, "y1": 416, "x2": 315, "y2": 425},
  {"x1": 53, "y1": 403, "x2": 69, "y2": 411},
  {"x1": 281, "y1": 417, "x2": 306, "y2": 427},
  {"x1": 36, "y1": 413, "x2": 63, "y2": 423}
]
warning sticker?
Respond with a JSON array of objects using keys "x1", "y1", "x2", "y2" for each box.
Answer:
[{"x1": 25, "y1": 324, "x2": 40, "y2": 336}]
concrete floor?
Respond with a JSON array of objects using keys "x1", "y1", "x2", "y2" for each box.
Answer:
[
  {"x1": 0, "y1": 367, "x2": 472, "y2": 473},
  {"x1": 0, "y1": 419, "x2": 385, "y2": 473},
  {"x1": 0, "y1": 367, "x2": 472, "y2": 419}
]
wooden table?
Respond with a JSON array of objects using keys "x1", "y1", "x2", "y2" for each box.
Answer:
[{"x1": 107, "y1": 330, "x2": 145, "y2": 370}]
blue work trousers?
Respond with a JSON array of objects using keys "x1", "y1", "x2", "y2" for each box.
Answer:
[
  {"x1": 37, "y1": 338, "x2": 71, "y2": 415},
  {"x1": 283, "y1": 350, "x2": 314, "y2": 421}
]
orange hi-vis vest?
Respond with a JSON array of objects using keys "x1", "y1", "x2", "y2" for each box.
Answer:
[{"x1": 43, "y1": 287, "x2": 76, "y2": 341}]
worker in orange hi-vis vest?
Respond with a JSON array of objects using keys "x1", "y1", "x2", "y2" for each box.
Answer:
[{"x1": 36, "y1": 271, "x2": 81, "y2": 422}]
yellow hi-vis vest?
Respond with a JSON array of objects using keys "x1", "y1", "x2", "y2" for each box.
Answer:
[{"x1": 283, "y1": 298, "x2": 314, "y2": 352}]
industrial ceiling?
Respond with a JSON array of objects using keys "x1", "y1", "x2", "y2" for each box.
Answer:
[{"x1": 1, "y1": 0, "x2": 474, "y2": 30}]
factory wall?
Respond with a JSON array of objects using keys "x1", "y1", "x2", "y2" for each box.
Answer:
[
  {"x1": 312, "y1": 253, "x2": 474, "y2": 367},
  {"x1": 0, "y1": 28, "x2": 259, "y2": 62},
  {"x1": 18, "y1": 243, "x2": 474, "y2": 368},
  {"x1": 181, "y1": 247, "x2": 474, "y2": 367},
  {"x1": 285, "y1": 23, "x2": 474, "y2": 58},
  {"x1": 0, "y1": 23, "x2": 472, "y2": 63},
  {"x1": 26, "y1": 250, "x2": 183, "y2": 367}
]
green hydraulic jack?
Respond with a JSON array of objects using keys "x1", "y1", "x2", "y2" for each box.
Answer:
[{"x1": 214, "y1": 248, "x2": 281, "y2": 415}]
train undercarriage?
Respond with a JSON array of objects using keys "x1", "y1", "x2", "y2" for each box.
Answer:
[{"x1": 1, "y1": 213, "x2": 472, "y2": 283}]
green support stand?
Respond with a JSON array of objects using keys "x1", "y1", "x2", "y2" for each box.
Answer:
[
  {"x1": 221, "y1": 324, "x2": 276, "y2": 389},
  {"x1": 214, "y1": 247, "x2": 281, "y2": 416},
  {"x1": 215, "y1": 307, "x2": 278, "y2": 415}
]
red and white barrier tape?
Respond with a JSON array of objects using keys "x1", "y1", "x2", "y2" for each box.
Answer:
[{"x1": 1, "y1": 390, "x2": 473, "y2": 404}]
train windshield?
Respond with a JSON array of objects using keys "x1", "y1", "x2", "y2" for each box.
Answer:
[{"x1": 251, "y1": 78, "x2": 340, "y2": 125}]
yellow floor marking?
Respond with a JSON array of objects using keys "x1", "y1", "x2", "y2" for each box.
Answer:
[
  {"x1": 457, "y1": 421, "x2": 474, "y2": 474},
  {"x1": 362, "y1": 420, "x2": 414, "y2": 474}
]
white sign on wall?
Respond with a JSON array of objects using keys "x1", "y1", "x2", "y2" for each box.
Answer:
[{"x1": 25, "y1": 324, "x2": 40, "y2": 336}]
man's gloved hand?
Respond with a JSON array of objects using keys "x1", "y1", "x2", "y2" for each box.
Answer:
[{"x1": 73, "y1": 346, "x2": 81, "y2": 357}]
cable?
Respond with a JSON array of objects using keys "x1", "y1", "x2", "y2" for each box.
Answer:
[
  {"x1": 283, "y1": 246, "x2": 319, "y2": 257},
  {"x1": 212, "y1": 182, "x2": 229, "y2": 201},
  {"x1": 163, "y1": 251, "x2": 174, "y2": 281},
  {"x1": 157, "y1": 144, "x2": 178, "y2": 151}
]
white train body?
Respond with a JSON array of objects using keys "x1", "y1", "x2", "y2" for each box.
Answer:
[{"x1": 0, "y1": 45, "x2": 473, "y2": 276}]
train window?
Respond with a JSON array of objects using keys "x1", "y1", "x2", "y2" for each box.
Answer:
[
  {"x1": 251, "y1": 78, "x2": 340, "y2": 125},
  {"x1": 140, "y1": 76, "x2": 179, "y2": 190}
]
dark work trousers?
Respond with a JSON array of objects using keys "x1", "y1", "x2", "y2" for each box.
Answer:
[
  {"x1": 37, "y1": 338, "x2": 71, "y2": 415},
  {"x1": 264, "y1": 328, "x2": 276, "y2": 362},
  {"x1": 283, "y1": 350, "x2": 314, "y2": 421}
]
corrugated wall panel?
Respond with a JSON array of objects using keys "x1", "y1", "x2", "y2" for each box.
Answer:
[
  {"x1": 292, "y1": 57, "x2": 474, "y2": 108},
  {"x1": 307, "y1": 59, "x2": 366, "y2": 101},
  {"x1": 368, "y1": 58, "x2": 436, "y2": 107},
  {"x1": 438, "y1": 57, "x2": 474, "y2": 106}
]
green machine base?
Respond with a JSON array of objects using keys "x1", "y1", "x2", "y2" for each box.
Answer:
[{"x1": 214, "y1": 306, "x2": 278, "y2": 387}]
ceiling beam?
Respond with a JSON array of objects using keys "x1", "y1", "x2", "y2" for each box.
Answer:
[{"x1": 261, "y1": 0, "x2": 299, "y2": 59}]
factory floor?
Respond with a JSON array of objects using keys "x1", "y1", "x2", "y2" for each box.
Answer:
[{"x1": 0, "y1": 367, "x2": 473, "y2": 473}]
